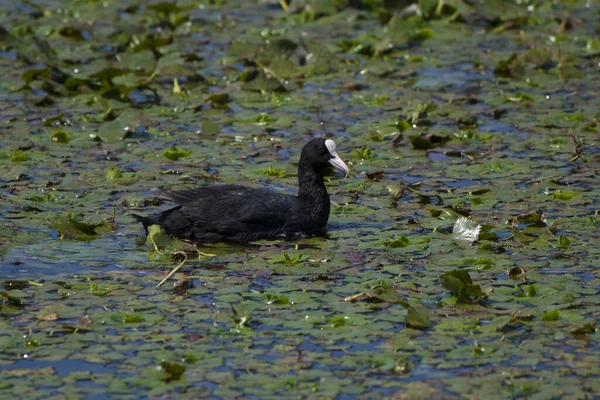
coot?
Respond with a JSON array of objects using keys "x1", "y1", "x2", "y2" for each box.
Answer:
[{"x1": 133, "y1": 138, "x2": 349, "y2": 242}]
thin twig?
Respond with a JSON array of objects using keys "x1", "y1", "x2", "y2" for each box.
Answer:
[{"x1": 156, "y1": 251, "x2": 187, "y2": 288}]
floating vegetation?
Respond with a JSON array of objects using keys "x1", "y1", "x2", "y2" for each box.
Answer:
[{"x1": 0, "y1": 0, "x2": 598, "y2": 398}]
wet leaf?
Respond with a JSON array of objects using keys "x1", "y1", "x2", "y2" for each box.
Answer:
[
  {"x1": 146, "y1": 225, "x2": 193, "y2": 255},
  {"x1": 162, "y1": 146, "x2": 190, "y2": 161},
  {"x1": 106, "y1": 167, "x2": 123, "y2": 181},
  {"x1": 268, "y1": 252, "x2": 305, "y2": 265},
  {"x1": 242, "y1": 70, "x2": 286, "y2": 92},
  {"x1": 409, "y1": 133, "x2": 450, "y2": 150},
  {"x1": 10, "y1": 152, "x2": 28, "y2": 162},
  {"x1": 571, "y1": 321, "x2": 597, "y2": 336},
  {"x1": 201, "y1": 119, "x2": 220, "y2": 135},
  {"x1": 22, "y1": 65, "x2": 51, "y2": 85},
  {"x1": 0, "y1": 291, "x2": 24, "y2": 306},
  {"x1": 401, "y1": 302, "x2": 431, "y2": 329},
  {"x1": 365, "y1": 171, "x2": 384, "y2": 181},
  {"x1": 386, "y1": 185, "x2": 406, "y2": 200},
  {"x1": 129, "y1": 34, "x2": 173, "y2": 53},
  {"x1": 388, "y1": 117, "x2": 411, "y2": 132},
  {"x1": 264, "y1": 293, "x2": 290, "y2": 305},
  {"x1": 206, "y1": 93, "x2": 230, "y2": 107},
  {"x1": 49, "y1": 213, "x2": 112, "y2": 241},
  {"x1": 541, "y1": 309, "x2": 561, "y2": 322},
  {"x1": 504, "y1": 92, "x2": 533, "y2": 103},
  {"x1": 387, "y1": 236, "x2": 409, "y2": 248},
  {"x1": 440, "y1": 269, "x2": 487, "y2": 303},
  {"x1": 257, "y1": 165, "x2": 286, "y2": 177},
  {"x1": 36, "y1": 312, "x2": 58, "y2": 321},
  {"x1": 508, "y1": 266, "x2": 526, "y2": 280},
  {"x1": 50, "y1": 130, "x2": 69, "y2": 143},
  {"x1": 413, "y1": 28, "x2": 434, "y2": 42},
  {"x1": 352, "y1": 147, "x2": 374, "y2": 160},
  {"x1": 111, "y1": 313, "x2": 142, "y2": 323},
  {"x1": 494, "y1": 53, "x2": 525, "y2": 78},
  {"x1": 557, "y1": 235, "x2": 571, "y2": 249},
  {"x1": 231, "y1": 305, "x2": 253, "y2": 328},
  {"x1": 551, "y1": 190, "x2": 576, "y2": 201},
  {"x1": 159, "y1": 361, "x2": 186, "y2": 382}
]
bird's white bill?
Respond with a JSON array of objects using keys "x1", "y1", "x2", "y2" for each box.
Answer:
[
  {"x1": 329, "y1": 155, "x2": 350, "y2": 174},
  {"x1": 325, "y1": 139, "x2": 349, "y2": 174}
]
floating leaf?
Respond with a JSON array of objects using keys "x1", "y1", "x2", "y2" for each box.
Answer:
[
  {"x1": 363, "y1": 281, "x2": 401, "y2": 303},
  {"x1": 268, "y1": 252, "x2": 305, "y2": 265},
  {"x1": 129, "y1": 34, "x2": 173, "y2": 53},
  {"x1": 146, "y1": 225, "x2": 192, "y2": 255},
  {"x1": 504, "y1": 92, "x2": 533, "y2": 103},
  {"x1": 162, "y1": 146, "x2": 190, "y2": 160},
  {"x1": 206, "y1": 93, "x2": 230, "y2": 106},
  {"x1": 159, "y1": 361, "x2": 186, "y2": 382},
  {"x1": 106, "y1": 167, "x2": 123, "y2": 181},
  {"x1": 146, "y1": 2, "x2": 190, "y2": 14},
  {"x1": 254, "y1": 112, "x2": 276, "y2": 126},
  {"x1": 473, "y1": 258, "x2": 492, "y2": 270},
  {"x1": 413, "y1": 28, "x2": 434, "y2": 41},
  {"x1": 0, "y1": 291, "x2": 24, "y2": 306},
  {"x1": 49, "y1": 213, "x2": 112, "y2": 241},
  {"x1": 365, "y1": 171, "x2": 384, "y2": 181},
  {"x1": 409, "y1": 133, "x2": 450, "y2": 150},
  {"x1": 96, "y1": 110, "x2": 141, "y2": 142},
  {"x1": 50, "y1": 130, "x2": 69, "y2": 143},
  {"x1": 22, "y1": 65, "x2": 51, "y2": 85},
  {"x1": 257, "y1": 165, "x2": 286, "y2": 177},
  {"x1": 508, "y1": 266, "x2": 526, "y2": 280},
  {"x1": 201, "y1": 119, "x2": 220, "y2": 135},
  {"x1": 59, "y1": 26, "x2": 86, "y2": 40},
  {"x1": 572, "y1": 320, "x2": 597, "y2": 336},
  {"x1": 585, "y1": 38, "x2": 600, "y2": 53},
  {"x1": 551, "y1": 190, "x2": 576, "y2": 201},
  {"x1": 494, "y1": 53, "x2": 525, "y2": 78},
  {"x1": 557, "y1": 235, "x2": 571, "y2": 249},
  {"x1": 387, "y1": 185, "x2": 406, "y2": 200},
  {"x1": 352, "y1": 146, "x2": 373, "y2": 160},
  {"x1": 328, "y1": 315, "x2": 348, "y2": 327},
  {"x1": 10, "y1": 152, "x2": 28, "y2": 162},
  {"x1": 231, "y1": 304, "x2": 253, "y2": 328},
  {"x1": 111, "y1": 313, "x2": 142, "y2": 323},
  {"x1": 440, "y1": 269, "x2": 487, "y2": 303},
  {"x1": 409, "y1": 103, "x2": 435, "y2": 124},
  {"x1": 264, "y1": 293, "x2": 290, "y2": 305},
  {"x1": 541, "y1": 309, "x2": 561, "y2": 322},
  {"x1": 387, "y1": 236, "x2": 409, "y2": 248},
  {"x1": 242, "y1": 70, "x2": 286, "y2": 92},
  {"x1": 388, "y1": 117, "x2": 411, "y2": 132},
  {"x1": 400, "y1": 302, "x2": 431, "y2": 329},
  {"x1": 36, "y1": 312, "x2": 58, "y2": 321},
  {"x1": 43, "y1": 113, "x2": 65, "y2": 127}
]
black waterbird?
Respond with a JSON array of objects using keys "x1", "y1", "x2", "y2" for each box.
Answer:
[{"x1": 133, "y1": 138, "x2": 349, "y2": 242}]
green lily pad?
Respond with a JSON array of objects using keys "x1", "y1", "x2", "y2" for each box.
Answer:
[
  {"x1": 440, "y1": 269, "x2": 487, "y2": 303},
  {"x1": 162, "y1": 146, "x2": 190, "y2": 161}
]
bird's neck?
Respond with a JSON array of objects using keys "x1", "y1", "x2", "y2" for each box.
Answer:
[{"x1": 297, "y1": 162, "x2": 330, "y2": 212}]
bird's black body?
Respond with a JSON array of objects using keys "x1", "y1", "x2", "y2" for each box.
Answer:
[{"x1": 133, "y1": 138, "x2": 348, "y2": 243}]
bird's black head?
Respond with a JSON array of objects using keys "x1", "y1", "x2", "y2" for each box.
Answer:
[{"x1": 300, "y1": 138, "x2": 349, "y2": 174}]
